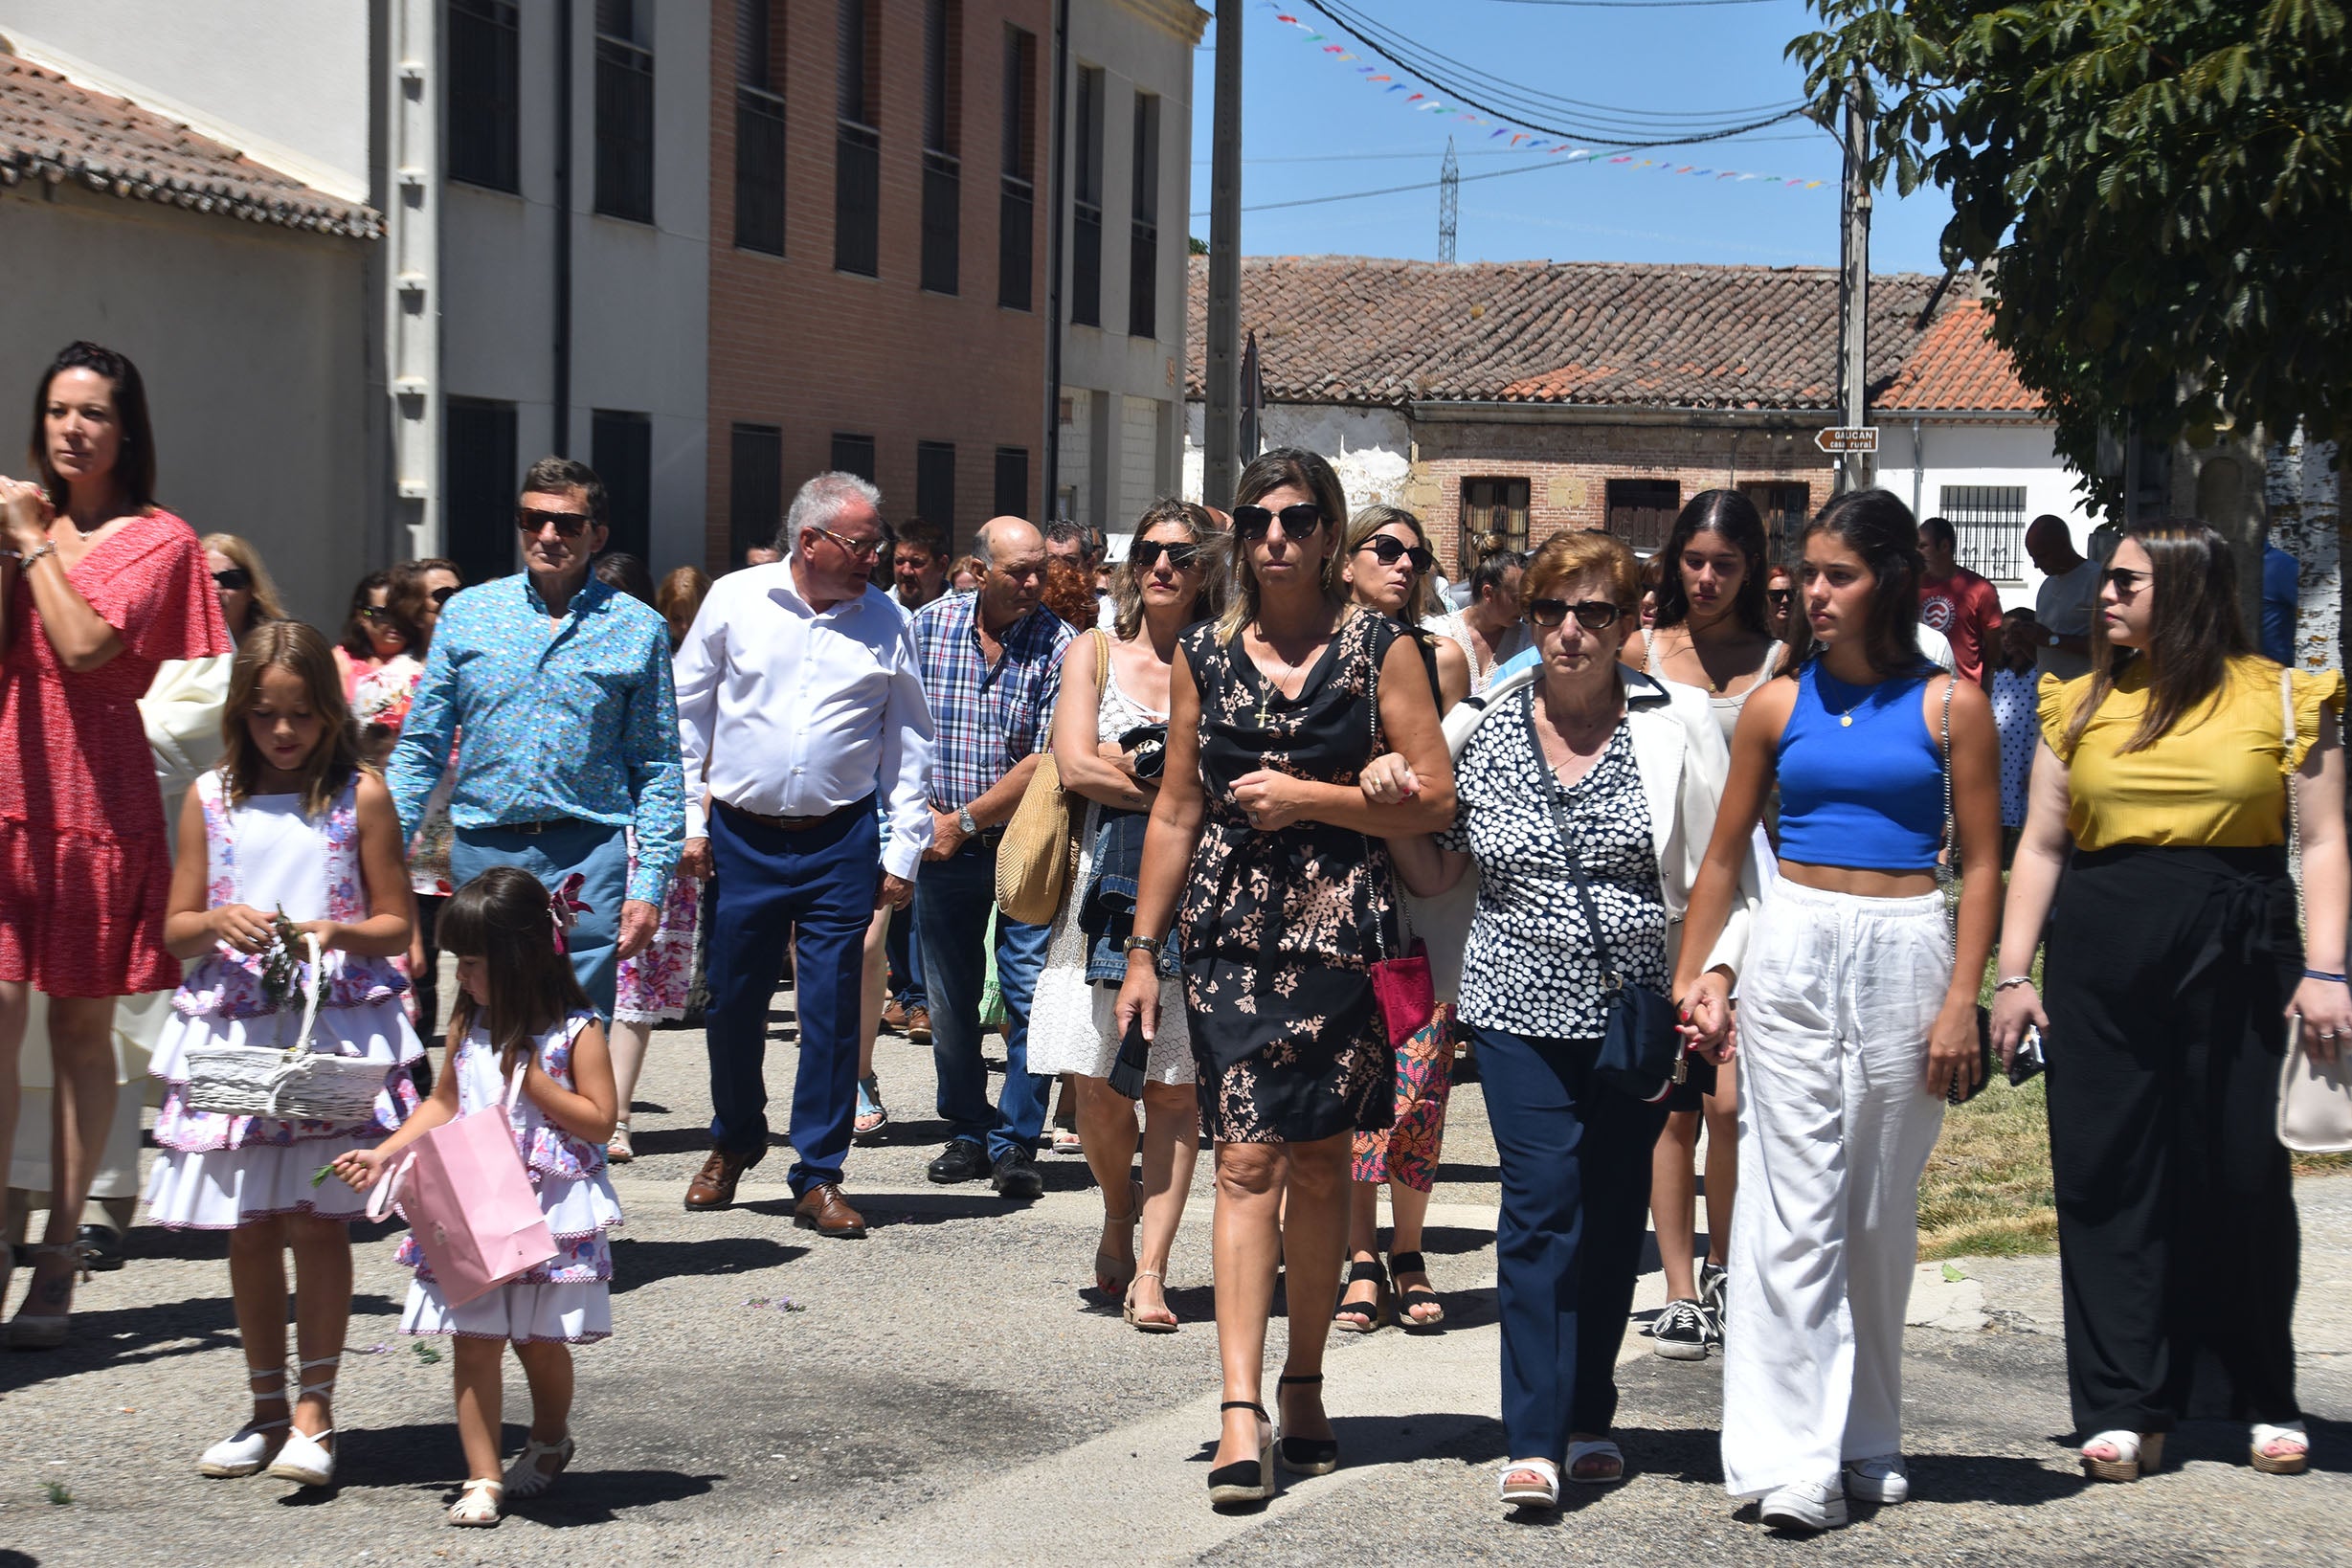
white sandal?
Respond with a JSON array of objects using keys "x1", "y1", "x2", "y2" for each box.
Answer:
[
  {"x1": 448, "y1": 1477, "x2": 504, "y2": 1527},
  {"x1": 1566, "y1": 1438, "x2": 1626, "y2": 1485},
  {"x1": 504, "y1": 1434, "x2": 575, "y2": 1499},
  {"x1": 265, "y1": 1355, "x2": 342, "y2": 1487},
  {"x1": 198, "y1": 1363, "x2": 290, "y2": 1477},
  {"x1": 2251, "y1": 1422, "x2": 2308, "y2": 1476},
  {"x1": 2080, "y1": 1429, "x2": 2164, "y2": 1483},
  {"x1": 1498, "y1": 1457, "x2": 1560, "y2": 1510}
]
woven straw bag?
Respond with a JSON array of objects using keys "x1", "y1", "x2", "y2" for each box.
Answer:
[
  {"x1": 996, "y1": 630, "x2": 1111, "y2": 926},
  {"x1": 183, "y1": 932, "x2": 390, "y2": 1123}
]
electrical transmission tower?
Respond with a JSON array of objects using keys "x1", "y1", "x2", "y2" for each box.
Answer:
[{"x1": 1439, "y1": 138, "x2": 1459, "y2": 263}]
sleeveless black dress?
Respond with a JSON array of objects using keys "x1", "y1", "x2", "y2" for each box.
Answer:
[{"x1": 1176, "y1": 608, "x2": 1400, "y2": 1144}]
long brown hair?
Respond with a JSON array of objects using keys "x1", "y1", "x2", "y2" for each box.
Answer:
[
  {"x1": 438, "y1": 866, "x2": 594, "y2": 1073},
  {"x1": 338, "y1": 567, "x2": 430, "y2": 661},
  {"x1": 218, "y1": 620, "x2": 364, "y2": 817},
  {"x1": 1344, "y1": 504, "x2": 1441, "y2": 624},
  {"x1": 1112, "y1": 498, "x2": 1224, "y2": 638},
  {"x1": 1218, "y1": 446, "x2": 1351, "y2": 641},
  {"x1": 2063, "y1": 521, "x2": 2254, "y2": 754}
]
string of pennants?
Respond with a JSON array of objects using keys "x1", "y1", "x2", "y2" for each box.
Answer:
[{"x1": 1264, "y1": 3, "x2": 1829, "y2": 194}]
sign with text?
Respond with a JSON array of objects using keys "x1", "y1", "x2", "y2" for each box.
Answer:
[{"x1": 1814, "y1": 426, "x2": 1881, "y2": 454}]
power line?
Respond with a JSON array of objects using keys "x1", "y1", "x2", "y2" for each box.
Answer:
[
  {"x1": 1187, "y1": 133, "x2": 1821, "y2": 166},
  {"x1": 1468, "y1": 0, "x2": 1783, "y2": 8}
]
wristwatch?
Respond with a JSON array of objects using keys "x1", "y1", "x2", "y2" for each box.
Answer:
[{"x1": 956, "y1": 805, "x2": 977, "y2": 837}]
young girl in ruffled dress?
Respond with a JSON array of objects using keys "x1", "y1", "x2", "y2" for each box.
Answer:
[
  {"x1": 146, "y1": 620, "x2": 422, "y2": 1488},
  {"x1": 337, "y1": 864, "x2": 622, "y2": 1528}
]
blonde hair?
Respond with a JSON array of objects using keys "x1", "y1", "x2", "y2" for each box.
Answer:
[
  {"x1": 1344, "y1": 504, "x2": 1439, "y2": 625},
  {"x1": 218, "y1": 619, "x2": 365, "y2": 818},
  {"x1": 1217, "y1": 447, "x2": 1350, "y2": 641},
  {"x1": 1112, "y1": 498, "x2": 1224, "y2": 638},
  {"x1": 201, "y1": 532, "x2": 289, "y2": 629}
]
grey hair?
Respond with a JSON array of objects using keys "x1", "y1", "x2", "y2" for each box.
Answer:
[{"x1": 779, "y1": 471, "x2": 885, "y2": 558}]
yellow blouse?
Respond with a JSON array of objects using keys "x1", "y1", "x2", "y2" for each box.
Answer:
[{"x1": 2038, "y1": 657, "x2": 2345, "y2": 851}]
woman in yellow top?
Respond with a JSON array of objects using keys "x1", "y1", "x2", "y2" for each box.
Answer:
[{"x1": 1993, "y1": 523, "x2": 2348, "y2": 1484}]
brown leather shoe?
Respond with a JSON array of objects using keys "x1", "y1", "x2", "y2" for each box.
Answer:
[
  {"x1": 684, "y1": 1147, "x2": 761, "y2": 1211},
  {"x1": 907, "y1": 1005, "x2": 932, "y2": 1044},
  {"x1": 793, "y1": 1183, "x2": 867, "y2": 1239},
  {"x1": 882, "y1": 998, "x2": 909, "y2": 1034}
]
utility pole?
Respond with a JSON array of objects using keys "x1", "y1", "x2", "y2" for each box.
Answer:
[
  {"x1": 1203, "y1": 0, "x2": 1243, "y2": 508},
  {"x1": 1438, "y1": 138, "x2": 1458, "y2": 263},
  {"x1": 1833, "y1": 75, "x2": 1873, "y2": 494}
]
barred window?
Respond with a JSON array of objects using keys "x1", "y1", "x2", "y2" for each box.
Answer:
[{"x1": 1938, "y1": 484, "x2": 2028, "y2": 580}]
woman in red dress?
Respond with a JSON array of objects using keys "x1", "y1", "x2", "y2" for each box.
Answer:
[{"x1": 0, "y1": 343, "x2": 230, "y2": 1346}]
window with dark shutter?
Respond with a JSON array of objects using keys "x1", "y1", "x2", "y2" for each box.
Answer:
[
  {"x1": 831, "y1": 433, "x2": 878, "y2": 482},
  {"x1": 1460, "y1": 477, "x2": 1533, "y2": 558},
  {"x1": 730, "y1": 424, "x2": 784, "y2": 564},
  {"x1": 591, "y1": 410, "x2": 653, "y2": 562},
  {"x1": 994, "y1": 446, "x2": 1029, "y2": 519},
  {"x1": 734, "y1": 0, "x2": 787, "y2": 254},
  {"x1": 835, "y1": 0, "x2": 881, "y2": 277},
  {"x1": 444, "y1": 398, "x2": 519, "y2": 587},
  {"x1": 920, "y1": 0, "x2": 962, "y2": 295},
  {"x1": 447, "y1": 0, "x2": 521, "y2": 191},
  {"x1": 1738, "y1": 481, "x2": 1811, "y2": 564},
  {"x1": 594, "y1": 0, "x2": 655, "y2": 223},
  {"x1": 1604, "y1": 478, "x2": 1680, "y2": 555},
  {"x1": 916, "y1": 442, "x2": 956, "y2": 546},
  {"x1": 997, "y1": 27, "x2": 1036, "y2": 310},
  {"x1": 1070, "y1": 66, "x2": 1104, "y2": 327},
  {"x1": 1129, "y1": 94, "x2": 1159, "y2": 340}
]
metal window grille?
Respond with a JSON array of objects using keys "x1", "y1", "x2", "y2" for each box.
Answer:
[
  {"x1": 998, "y1": 28, "x2": 1035, "y2": 310},
  {"x1": 448, "y1": 0, "x2": 520, "y2": 191},
  {"x1": 593, "y1": 22, "x2": 655, "y2": 223},
  {"x1": 1460, "y1": 478, "x2": 1531, "y2": 558},
  {"x1": 444, "y1": 398, "x2": 518, "y2": 587},
  {"x1": 1128, "y1": 95, "x2": 1159, "y2": 339},
  {"x1": 736, "y1": 86, "x2": 788, "y2": 254},
  {"x1": 995, "y1": 446, "x2": 1030, "y2": 518},
  {"x1": 835, "y1": 0, "x2": 880, "y2": 275},
  {"x1": 920, "y1": 0, "x2": 960, "y2": 293},
  {"x1": 729, "y1": 424, "x2": 783, "y2": 565},
  {"x1": 1069, "y1": 67, "x2": 1103, "y2": 326},
  {"x1": 592, "y1": 411, "x2": 653, "y2": 562},
  {"x1": 1938, "y1": 484, "x2": 2027, "y2": 580},
  {"x1": 831, "y1": 433, "x2": 878, "y2": 482}
]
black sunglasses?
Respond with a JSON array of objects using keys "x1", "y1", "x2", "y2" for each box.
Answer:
[
  {"x1": 1528, "y1": 597, "x2": 1626, "y2": 632},
  {"x1": 212, "y1": 568, "x2": 252, "y2": 591},
  {"x1": 358, "y1": 605, "x2": 396, "y2": 623},
  {"x1": 1131, "y1": 538, "x2": 1204, "y2": 571},
  {"x1": 517, "y1": 506, "x2": 594, "y2": 539},
  {"x1": 429, "y1": 584, "x2": 459, "y2": 605},
  {"x1": 1766, "y1": 588, "x2": 1795, "y2": 605},
  {"x1": 1356, "y1": 536, "x2": 1435, "y2": 573},
  {"x1": 1231, "y1": 503, "x2": 1326, "y2": 541},
  {"x1": 2101, "y1": 566, "x2": 2149, "y2": 593}
]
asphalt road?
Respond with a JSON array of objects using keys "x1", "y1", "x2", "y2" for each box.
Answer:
[{"x1": 3, "y1": 993, "x2": 2346, "y2": 1567}]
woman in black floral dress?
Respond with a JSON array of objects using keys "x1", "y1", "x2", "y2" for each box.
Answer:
[{"x1": 1117, "y1": 448, "x2": 1454, "y2": 1507}]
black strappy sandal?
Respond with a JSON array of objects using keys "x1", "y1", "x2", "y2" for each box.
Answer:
[
  {"x1": 1207, "y1": 1400, "x2": 1275, "y2": 1507},
  {"x1": 1390, "y1": 1250, "x2": 1445, "y2": 1331},
  {"x1": 1332, "y1": 1259, "x2": 1389, "y2": 1333},
  {"x1": 1276, "y1": 1373, "x2": 1339, "y2": 1476}
]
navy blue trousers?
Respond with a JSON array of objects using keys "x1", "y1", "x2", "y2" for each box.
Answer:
[
  {"x1": 1473, "y1": 1023, "x2": 1669, "y2": 1465},
  {"x1": 705, "y1": 800, "x2": 875, "y2": 1196}
]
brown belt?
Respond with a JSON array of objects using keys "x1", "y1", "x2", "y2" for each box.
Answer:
[{"x1": 716, "y1": 798, "x2": 862, "y2": 833}]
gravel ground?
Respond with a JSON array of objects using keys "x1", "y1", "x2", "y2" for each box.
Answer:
[{"x1": 2, "y1": 989, "x2": 2345, "y2": 1567}]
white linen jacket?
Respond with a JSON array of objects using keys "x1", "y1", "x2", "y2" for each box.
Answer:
[{"x1": 1446, "y1": 661, "x2": 1760, "y2": 982}]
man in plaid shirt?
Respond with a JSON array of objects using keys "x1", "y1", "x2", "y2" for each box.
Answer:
[{"x1": 911, "y1": 517, "x2": 1073, "y2": 1198}]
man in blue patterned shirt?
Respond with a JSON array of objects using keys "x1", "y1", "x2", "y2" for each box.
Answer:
[
  {"x1": 389, "y1": 457, "x2": 683, "y2": 1017},
  {"x1": 912, "y1": 516, "x2": 1071, "y2": 1198}
]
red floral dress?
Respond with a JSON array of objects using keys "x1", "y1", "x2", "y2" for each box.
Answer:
[{"x1": 0, "y1": 510, "x2": 231, "y2": 997}]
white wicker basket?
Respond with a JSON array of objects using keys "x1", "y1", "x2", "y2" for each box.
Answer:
[{"x1": 183, "y1": 933, "x2": 389, "y2": 1123}]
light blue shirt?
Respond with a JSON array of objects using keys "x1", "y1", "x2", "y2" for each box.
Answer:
[{"x1": 388, "y1": 573, "x2": 683, "y2": 905}]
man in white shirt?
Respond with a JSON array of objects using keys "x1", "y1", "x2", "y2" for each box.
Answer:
[
  {"x1": 673, "y1": 472, "x2": 935, "y2": 1235},
  {"x1": 2027, "y1": 515, "x2": 2101, "y2": 683}
]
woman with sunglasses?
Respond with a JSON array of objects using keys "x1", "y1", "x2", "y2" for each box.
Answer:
[
  {"x1": 1, "y1": 342, "x2": 232, "y2": 1344},
  {"x1": 1992, "y1": 525, "x2": 2346, "y2": 1483},
  {"x1": 1378, "y1": 529, "x2": 1754, "y2": 1509},
  {"x1": 202, "y1": 534, "x2": 288, "y2": 644},
  {"x1": 1331, "y1": 504, "x2": 1468, "y2": 1336},
  {"x1": 335, "y1": 568, "x2": 432, "y2": 767},
  {"x1": 1763, "y1": 565, "x2": 1798, "y2": 642},
  {"x1": 1675, "y1": 488, "x2": 2002, "y2": 1532},
  {"x1": 1619, "y1": 490, "x2": 1783, "y2": 1363},
  {"x1": 1117, "y1": 448, "x2": 1453, "y2": 1506},
  {"x1": 1031, "y1": 500, "x2": 1223, "y2": 1332}
]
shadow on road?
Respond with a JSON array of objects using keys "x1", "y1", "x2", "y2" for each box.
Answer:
[
  {"x1": 0, "y1": 1292, "x2": 405, "y2": 1395},
  {"x1": 608, "y1": 1234, "x2": 806, "y2": 1291}
]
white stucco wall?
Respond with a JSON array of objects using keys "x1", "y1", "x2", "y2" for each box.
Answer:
[
  {"x1": 0, "y1": 185, "x2": 374, "y2": 626},
  {"x1": 0, "y1": 2, "x2": 372, "y2": 199},
  {"x1": 1181, "y1": 400, "x2": 1412, "y2": 518},
  {"x1": 1880, "y1": 418, "x2": 2100, "y2": 608}
]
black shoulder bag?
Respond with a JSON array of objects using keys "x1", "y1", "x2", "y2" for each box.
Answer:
[{"x1": 1523, "y1": 690, "x2": 1685, "y2": 1101}]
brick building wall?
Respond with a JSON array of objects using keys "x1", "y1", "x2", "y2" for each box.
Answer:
[{"x1": 706, "y1": 0, "x2": 1050, "y2": 571}]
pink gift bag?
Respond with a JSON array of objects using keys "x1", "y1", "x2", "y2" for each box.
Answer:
[{"x1": 368, "y1": 1061, "x2": 557, "y2": 1306}]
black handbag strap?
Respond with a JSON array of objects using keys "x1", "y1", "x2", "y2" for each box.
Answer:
[{"x1": 1522, "y1": 686, "x2": 1624, "y2": 993}]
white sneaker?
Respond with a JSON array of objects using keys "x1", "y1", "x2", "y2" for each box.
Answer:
[
  {"x1": 1758, "y1": 1479, "x2": 1848, "y2": 1531},
  {"x1": 1842, "y1": 1455, "x2": 1910, "y2": 1503}
]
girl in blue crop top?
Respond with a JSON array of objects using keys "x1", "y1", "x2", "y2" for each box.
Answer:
[{"x1": 1665, "y1": 490, "x2": 2003, "y2": 1524}]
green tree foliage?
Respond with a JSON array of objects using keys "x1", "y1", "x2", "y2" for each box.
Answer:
[{"x1": 1792, "y1": 1, "x2": 2352, "y2": 513}]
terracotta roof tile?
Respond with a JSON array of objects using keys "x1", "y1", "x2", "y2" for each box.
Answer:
[
  {"x1": 1876, "y1": 299, "x2": 2040, "y2": 413},
  {"x1": 1186, "y1": 255, "x2": 1953, "y2": 413},
  {"x1": 0, "y1": 51, "x2": 379, "y2": 239}
]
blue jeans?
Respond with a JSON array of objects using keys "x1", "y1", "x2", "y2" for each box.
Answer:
[
  {"x1": 452, "y1": 821, "x2": 628, "y2": 1019},
  {"x1": 704, "y1": 801, "x2": 875, "y2": 1196},
  {"x1": 914, "y1": 840, "x2": 1051, "y2": 1162},
  {"x1": 885, "y1": 902, "x2": 926, "y2": 1010},
  {"x1": 1472, "y1": 1023, "x2": 1669, "y2": 1466}
]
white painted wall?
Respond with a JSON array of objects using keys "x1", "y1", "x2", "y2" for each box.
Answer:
[
  {"x1": 0, "y1": 1, "x2": 372, "y2": 198},
  {"x1": 1182, "y1": 399, "x2": 1412, "y2": 517},
  {"x1": 1880, "y1": 418, "x2": 2101, "y2": 608},
  {"x1": 0, "y1": 184, "x2": 374, "y2": 627}
]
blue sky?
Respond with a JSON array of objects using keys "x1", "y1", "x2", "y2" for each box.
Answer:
[{"x1": 1187, "y1": 0, "x2": 1956, "y2": 275}]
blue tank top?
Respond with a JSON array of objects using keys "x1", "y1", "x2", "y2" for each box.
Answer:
[{"x1": 1776, "y1": 663, "x2": 1944, "y2": 872}]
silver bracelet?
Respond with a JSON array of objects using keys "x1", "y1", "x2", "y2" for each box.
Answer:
[
  {"x1": 17, "y1": 540, "x2": 56, "y2": 569},
  {"x1": 1992, "y1": 974, "x2": 2036, "y2": 993}
]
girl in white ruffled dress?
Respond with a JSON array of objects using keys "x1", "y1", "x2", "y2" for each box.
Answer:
[
  {"x1": 336, "y1": 864, "x2": 622, "y2": 1528},
  {"x1": 147, "y1": 621, "x2": 422, "y2": 1488}
]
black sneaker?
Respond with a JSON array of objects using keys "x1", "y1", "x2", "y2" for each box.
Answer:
[
  {"x1": 1650, "y1": 1297, "x2": 1714, "y2": 1361},
  {"x1": 991, "y1": 1149, "x2": 1045, "y2": 1199},
  {"x1": 1700, "y1": 1262, "x2": 1729, "y2": 1325},
  {"x1": 927, "y1": 1140, "x2": 992, "y2": 1185}
]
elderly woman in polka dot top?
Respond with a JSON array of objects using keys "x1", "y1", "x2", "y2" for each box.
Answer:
[{"x1": 1377, "y1": 527, "x2": 1758, "y2": 1512}]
